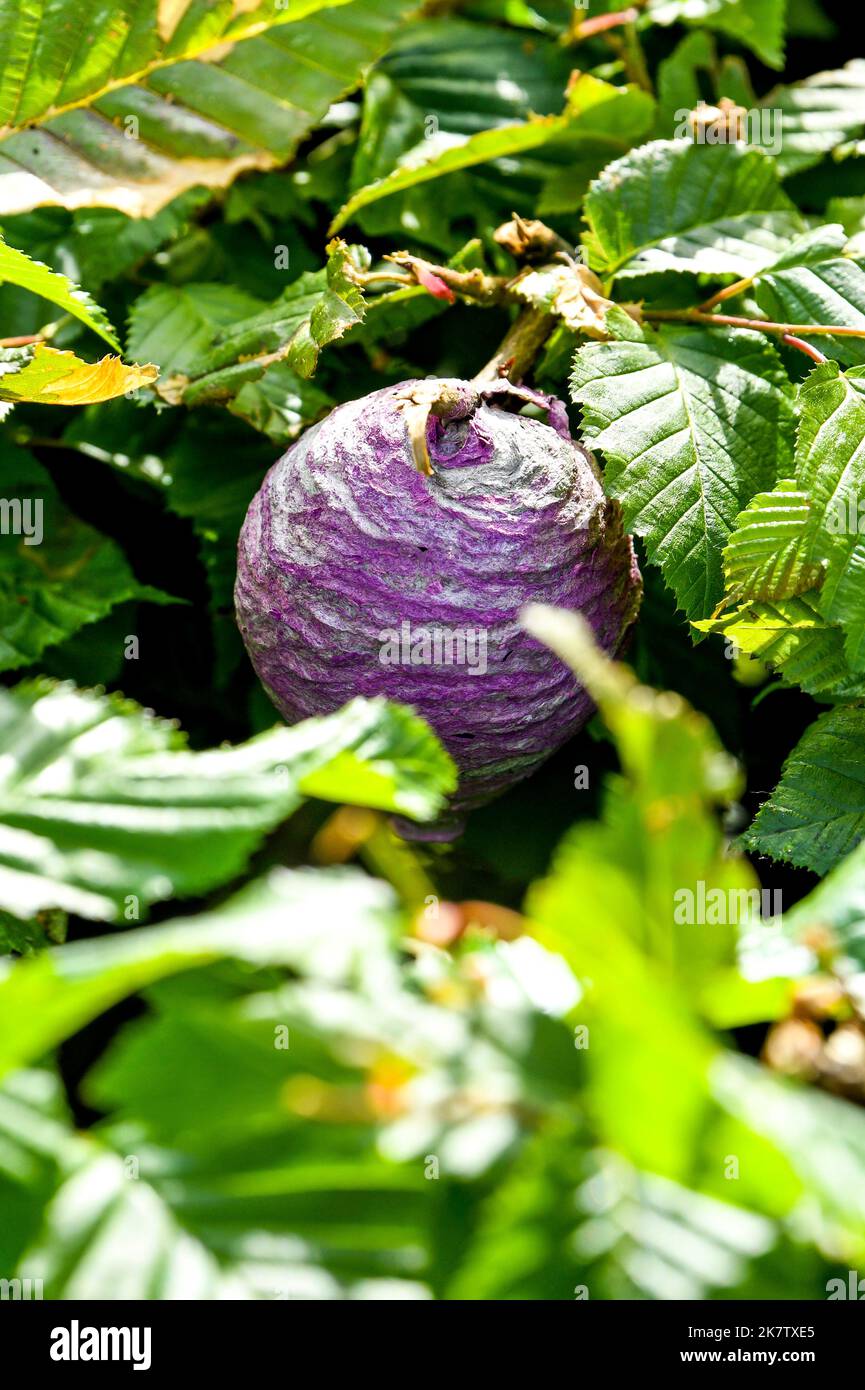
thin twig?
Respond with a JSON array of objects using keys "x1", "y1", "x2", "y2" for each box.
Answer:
[
  {"x1": 697, "y1": 276, "x2": 755, "y2": 312},
  {"x1": 782, "y1": 334, "x2": 828, "y2": 364},
  {"x1": 645, "y1": 307, "x2": 865, "y2": 339},
  {"x1": 356, "y1": 270, "x2": 413, "y2": 288},
  {"x1": 384, "y1": 254, "x2": 510, "y2": 304},
  {"x1": 570, "y1": 7, "x2": 639, "y2": 40}
]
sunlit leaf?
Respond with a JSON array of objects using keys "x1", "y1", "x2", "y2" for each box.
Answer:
[
  {"x1": 0, "y1": 342, "x2": 157, "y2": 404},
  {"x1": 0, "y1": 684, "x2": 455, "y2": 921},
  {"x1": 0, "y1": 0, "x2": 412, "y2": 217},
  {"x1": 0, "y1": 233, "x2": 119, "y2": 347}
]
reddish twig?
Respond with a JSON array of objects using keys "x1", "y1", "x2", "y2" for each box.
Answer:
[
  {"x1": 646, "y1": 307, "x2": 865, "y2": 340},
  {"x1": 782, "y1": 334, "x2": 829, "y2": 364},
  {"x1": 697, "y1": 277, "x2": 755, "y2": 312},
  {"x1": 572, "y1": 8, "x2": 639, "y2": 39}
]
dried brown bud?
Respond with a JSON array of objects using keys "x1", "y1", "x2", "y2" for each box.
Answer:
[
  {"x1": 819, "y1": 1023, "x2": 865, "y2": 1099},
  {"x1": 792, "y1": 976, "x2": 845, "y2": 1022},
  {"x1": 688, "y1": 98, "x2": 748, "y2": 143},
  {"x1": 494, "y1": 214, "x2": 572, "y2": 264},
  {"x1": 763, "y1": 1017, "x2": 823, "y2": 1080}
]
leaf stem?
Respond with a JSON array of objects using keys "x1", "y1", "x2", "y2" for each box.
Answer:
[
  {"x1": 697, "y1": 276, "x2": 755, "y2": 312},
  {"x1": 356, "y1": 270, "x2": 413, "y2": 288},
  {"x1": 569, "y1": 7, "x2": 640, "y2": 41},
  {"x1": 781, "y1": 334, "x2": 829, "y2": 364},
  {"x1": 0, "y1": 318, "x2": 64, "y2": 350},
  {"x1": 645, "y1": 307, "x2": 865, "y2": 339},
  {"x1": 385, "y1": 254, "x2": 510, "y2": 304},
  {"x1": 607, "y1": 19, "x2": 654, "y2": 94}
]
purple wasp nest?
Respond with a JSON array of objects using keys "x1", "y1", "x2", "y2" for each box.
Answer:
[{"x1": 236, "y1": 377, "x2": 641, "y2": 837}]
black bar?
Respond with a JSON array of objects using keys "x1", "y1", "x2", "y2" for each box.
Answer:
[{"x1": 1, "y1": 1297, "x2": 860, "y2": 1373}]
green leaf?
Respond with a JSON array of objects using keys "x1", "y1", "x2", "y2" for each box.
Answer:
[
  {"x1": 331, "y1": 73, "x2": 654, "y2": 235},
  {"x1": 22, "y1": 1135, "x2": 430, "y2": 1298},
  {"x1": 159, "y1": 239, "x2": 368, "y2": 403},
  {"x1": 701, "y1": 362, "x2": 865, "y2": 695},
  {"x1": 0, "y1": 683, "x2": 455, "y2": 922},
  {"x1": 0, "y1": 907, "x2": 65, "y2": 957},
  {"x1": 0, "y1": 868, "x2": 578, "y2": 1296},
  {"x1": 786, "y1": 0, "x2": 837, "y2": 39},
  {"x1": 0, "y1": 449, "x2": 176, "y2": 672},
  {"x1": 582, "y1": 140, "x2": 798, "y2": 281},
  {"x1": 228, "y1": 360, "x2": 333, "y2": 444},
  {"x1": 721, "y1": 480, "x2": 820, "y2": 602},
  {"x1": 770, "y1": 838, "x2": 865, "y2": 974},
  {"x1": 0, "y1": 867, "x2": 399, "y2": 1076},
  {"x1": 126, "y1": 283, "x2": 266, "y2": 378},
  {"x1": 764, "y1": 61, "x2": 865, "y2": 177},
  {"x1": 350, "y1": 16, "x2": 574, "y2": 192},
  {"x1": 755, "y1": 254, "x2": 865, "y2": 367},
  {"x1": 738, "y1": 838, "x2": 865, "y2": 983},
  {"x1": 0, "y1": 865, "x2": 437, "y2": 1296},
  {"x1": 333, "y1": 116, "x2": 574, "y2": 235},
  {"x1": 522, "y1": 613, "x2": 812, "y2": 1211},
  {"x1": 0, "y1": 233, "x2": 118, "y2": 348},
  {"x1": 570, "y1": 314, "x2": 795, "y2": 618},
  {"x1": 743, "y1": 705, "x2": 865, "y2": 873},
  {"x1": 60, "y1": 190, "x2": 212, "y2": 290},
  {"x1": 452, "y1": 1121, "x2": 791, "y2": 1300},
  {"x1": 0, "y1": 1047, "x2": 448, "y2": 1296},
  {"x1": 522, "y1": 604, "x2": 750, "y2": 991},
  {"x1": 827, "y1": 195, "x2": 865, "y2": 245},
  {"x1": 0, "y1": 0, "x2": 412, "y2": 217},
  {"x1": 20, "y1": 1141, "x2": 257, "y2": 1298},
  {"x1": 0, "y1": 0, "x2": 349, "y2": 127},
  {"x1": 654, "y1": 31, "x2": 719, "y2": 138},
  {"x1": 522, "y1": 612, "x2": 865, "y2": 1250},
  {"x1": 0, "y1": 1044, "x2": 432, "y2": 1297},
  {"x1": 793, "y1": 362, "x2": 865, "y2": 669},
  {"x1": 714, "y1": 1054, "x2": 865, "y2": 1237},
  {"x1": 646, "y1": 0, "x2": 787, "y2": 70},
  {"x1": 337, "y1": 16, "x2": 626, "y2": 244},
  {"x1": 148, "y1": 415, "x2": 274, "y2": 674},
  {"x1": 53, "y1": 408, "x2": 273, "y2": 687},
  {"x1": 694, "y1": 596, "x2": 865, "y2": 701},
  {"x1": 0, "y1": 1067, "x2": 244, "y2": 1295}
]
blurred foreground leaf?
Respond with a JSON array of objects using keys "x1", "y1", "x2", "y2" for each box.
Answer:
[{"x1": 0, "y1": 686, "x2": 455, "y2": 921}]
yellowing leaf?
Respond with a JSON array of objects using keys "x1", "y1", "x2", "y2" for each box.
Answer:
[
  {"x1": 0, "y1": 344, "x2": 158, "y2": 406},
  {"x1": 156, "y1": 0, "x2": 195, "y2": 41}
]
